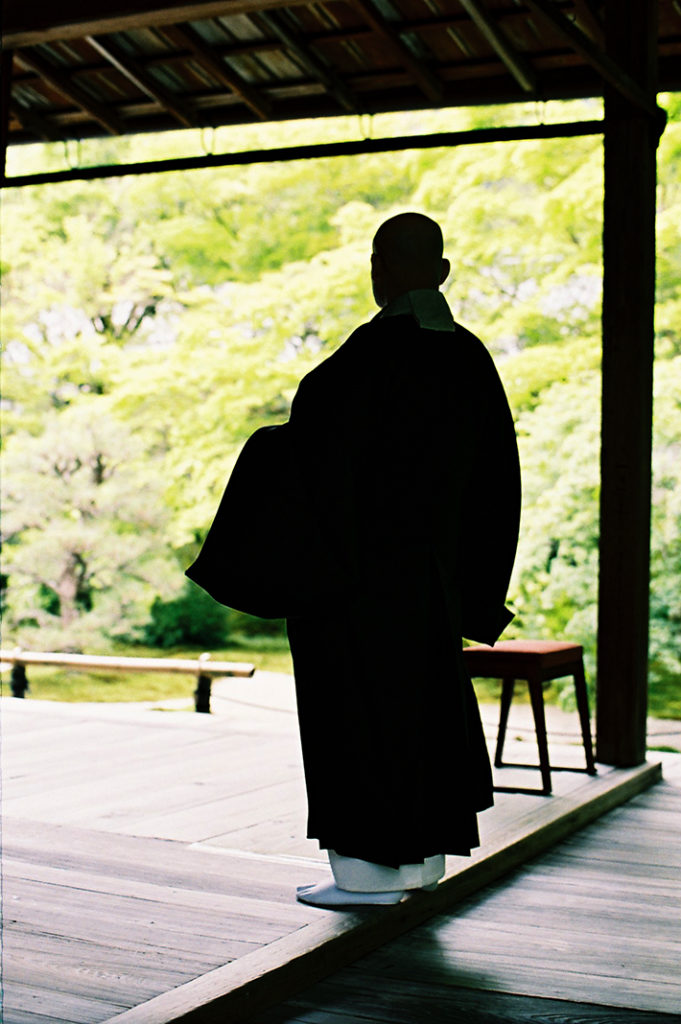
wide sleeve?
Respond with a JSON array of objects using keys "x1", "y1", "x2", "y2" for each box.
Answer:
[{"x1": 185, "y1": 423, "x2": 350, "y2": 618}]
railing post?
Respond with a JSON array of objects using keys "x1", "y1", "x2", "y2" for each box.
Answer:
[
  {"x1": 194, "y1": 652, "x2": 212, "y2": 713},
  {"x1": 10, "y1": 649, "x2": 29, "y2": 698}
]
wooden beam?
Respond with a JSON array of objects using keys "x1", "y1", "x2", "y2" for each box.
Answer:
[
  {"x1": 350, "y1": 0, "x2": 443, "y2": 106},
  {"x1": 85, "y1": 35, "x2": 196, "y2": 128},
  {"x1": 255, "y1": 9, "x2": 359, "y2": 114},
  {"x1": 458, "y1": 0, "x2": 537, "y2": 93},
  {"x1": 596, "y1": 0, "x2": 660, "y2": 768},
  {"x1": 1, "y1": 0, "x2": 299, "y2": 49},
  {"x1": 1, "y1": 120, "x2": 603, "y2": 188},
  {"x1": 162, "y1": 23, "x2": 272, "y2": 121},
  {"x1": 523, "y1": 0, "x2": 659, "y2": 118},
  {"x1": 13, "y1": 48, "x2": 124, "y2": 135}
]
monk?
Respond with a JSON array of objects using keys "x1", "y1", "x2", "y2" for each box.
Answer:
[{"x1": 187, "y1": 212, "x2": 521, "y2": 907}]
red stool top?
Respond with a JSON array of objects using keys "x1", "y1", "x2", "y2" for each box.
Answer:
[{"x1": 464, "y1": 639, "x2": 584, "y2": 672}]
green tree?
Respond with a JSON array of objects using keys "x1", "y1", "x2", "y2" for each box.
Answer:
[{"x1": 1, "y1": 404, "x2": 177, "y2": 651}]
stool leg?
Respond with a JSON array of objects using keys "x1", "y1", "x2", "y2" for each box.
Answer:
[
  {"x1": 495, "y1": 678, "x2": 515, "y2": 767},
  {"x1": 528, "y1": 678, "x2": 552, "y2": 795},
  {"x1": 573, "y1": 662, "x2": 596, "y2": 774}
]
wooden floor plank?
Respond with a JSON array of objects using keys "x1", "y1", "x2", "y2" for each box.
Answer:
[
  {"x1": 2, "y1": 856, "x2": 317, "y2": 929},
  {"x1": 10, "y1": 928, "x2": 230, "y2": 978},
  {"x1": 522, "y1": 849, "x2": 681, "y2": 883},
  {"x1": 4, "y1": 982, "x2": 127, "y2": 1024},
  {"x1": 3, "y1": 734, "x2": 300, "y2": 831},
  {"x1": 5, "y1": 745, "x2": 297, "y2": 821},
  {"x1": 4, "y1": 944, "x2": 198, "y2": 1008},
  {"x1": 442, "y1": 882, "x2": 681, "y2": 928},
  {"x1": 2, "y1": 817, "x2": 328, "y2": 899},
  {"x1": 123, "y1": 778, "x2": 307, "y2": 842},
  {"x1": 385, "y1": 910, "x2": 680, "y2": 959},
  {"x1": 4, "y1": 865, "x2": 316, "y2": 951},
  {"x1": 361, "y1": 932, "x2": 681, "y2": 991}
]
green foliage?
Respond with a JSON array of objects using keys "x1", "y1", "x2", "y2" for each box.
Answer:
[
  {"x1": 1, "y1": 96, "x2": 680, "y2": 712},
  {"x1": 142, "y1": 582, "x2": 231, "y2": 648},
  {"x1": 0, "y1": 403, "x2": 178, "y2": 652},
  {"x1": 505, "y1": 372, "x2": 602, "y2": 701},
  {"x1": 498, "y1": 336, "x2": 600, "y2": 414},
  {"x1": 414, "y1": 132, "x2": 603, "y2": 352},
  {"x1": 228, "y1": 611, "x2": 288, "y2": 641},
  {"x1": 649, "y1": 355, "x2": 681, "y2": 703}
]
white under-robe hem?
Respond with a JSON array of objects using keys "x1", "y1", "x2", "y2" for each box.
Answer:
[{"x1": 328, "y1": 850, "x2": 445, "y2": 892}]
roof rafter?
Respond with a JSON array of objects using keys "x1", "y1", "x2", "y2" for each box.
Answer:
[
  {"x1": 524, "y1": 0, "x2": 659, "y2": 116},
  {"x1": 2, "y1": 0, "x2": 299, "y2": 49},
  {"x1": 13, "y1": 48, "x2": 125, "y2": 134},
  {"x1": 161, "y1": 23, "x2": 273, "y2": 121},
  {"x1": 458, "y1": 0, "x2": 537, "y2": 93},
  {"x1": 350, "y1": 0, "x2": 443, "y2": 105},
  {"x1": 256, "y1": 9, "x2": 360, "y2": 113},
  {"x1": 85, "y1": 35, "x2": 196, "y2": 128}
]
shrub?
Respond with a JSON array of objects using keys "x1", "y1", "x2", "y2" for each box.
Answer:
[{"x1": 142, "y1": 582, "x2": 231, "y2": 648}]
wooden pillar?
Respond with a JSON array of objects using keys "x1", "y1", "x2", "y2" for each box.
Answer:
[
  {"x1": 0, "y1": 51, "x2": 12, "y2": 179},
  {"x1": 596, "y1": 0, "x2": 662, "y2": 766}
]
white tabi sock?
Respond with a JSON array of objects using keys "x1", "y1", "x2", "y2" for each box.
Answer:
[{"x1": 296, "y1": 881, "x2": 405, "y2": 907}]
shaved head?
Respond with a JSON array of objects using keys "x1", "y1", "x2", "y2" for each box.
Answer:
[{"x1": 371, "y1": 212, "x2": 450, "y2": 307}]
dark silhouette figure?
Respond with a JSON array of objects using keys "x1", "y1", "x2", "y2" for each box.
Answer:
[{"x1": 187, "y1": 212, "x2": 521, "y2": 906}]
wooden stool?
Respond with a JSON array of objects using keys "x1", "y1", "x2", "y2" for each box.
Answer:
[{"x1": 463, "y1": 639, "x2": 597, "y2": 796}]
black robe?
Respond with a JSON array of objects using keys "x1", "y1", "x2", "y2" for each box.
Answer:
[{"x1": 188, "y1": 313, "x2": 520, "y2": 867}]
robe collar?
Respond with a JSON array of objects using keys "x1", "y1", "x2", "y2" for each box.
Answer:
[{"x1": 373, "y1": 289, "x2": 456, "y2": 333}]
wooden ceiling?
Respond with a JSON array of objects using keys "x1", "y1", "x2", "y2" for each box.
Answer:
[{"x1": 3, "y1": 0, "x2": 681, "y2": 148}]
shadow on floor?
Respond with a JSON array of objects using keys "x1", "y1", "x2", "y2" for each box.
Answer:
[{"x1": 259, "y1": 926, "x2": 681, "y2": 1024}]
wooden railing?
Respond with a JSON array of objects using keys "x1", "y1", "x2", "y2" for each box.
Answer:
[{"x1": 0, "y1": 649, "x2": 255, "y2": 713}]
